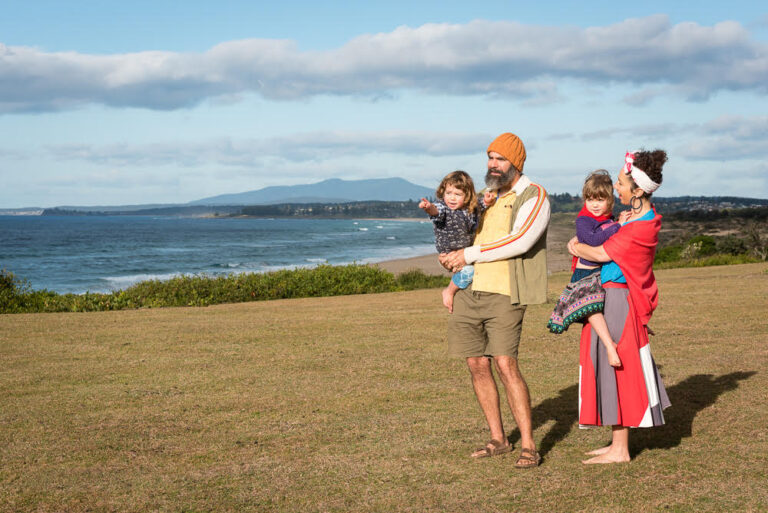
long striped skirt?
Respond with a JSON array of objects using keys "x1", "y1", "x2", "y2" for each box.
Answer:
[{"x1": 578, "y1": 283, "x2": 671, "y2": 428}]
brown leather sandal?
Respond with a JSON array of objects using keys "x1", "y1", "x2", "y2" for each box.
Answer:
[
  {"x1": 470, "y1": 439, "x2": 512, "y2": 458},
  {"x1": 514, "y1": 447, "x2": 541, "y2": 468}
]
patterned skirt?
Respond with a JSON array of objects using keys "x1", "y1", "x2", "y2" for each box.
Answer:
[
  {"x1": 547, "y1": 270, "x2": 605, "y2": 334},
  {"x1": 579, "y1": 285, "x2": 671, "y2": 428}
]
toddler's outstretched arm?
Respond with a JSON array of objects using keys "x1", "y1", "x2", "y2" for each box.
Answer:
[{"x1": 419, "y1": 198, "x2": 439, "y2": 217}]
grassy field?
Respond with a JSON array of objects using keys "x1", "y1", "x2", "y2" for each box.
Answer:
[{"x1": 1, "y1": 263, "x2": 767, "y2": 512}]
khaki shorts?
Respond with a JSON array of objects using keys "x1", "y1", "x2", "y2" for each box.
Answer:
[{"x1": 447, "y1": 288, "x2": 526, "y2": 358}]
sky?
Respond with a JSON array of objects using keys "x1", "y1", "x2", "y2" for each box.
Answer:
[{"x1": 1, "y1": 1, "x2": 767, "y2": 208}]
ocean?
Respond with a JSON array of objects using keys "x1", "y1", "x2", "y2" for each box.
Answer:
[{"x1": 0, "y1": 215, "x2": 436, "y2": 294}]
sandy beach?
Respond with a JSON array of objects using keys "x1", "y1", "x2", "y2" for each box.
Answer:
[
  {"x1": 376, "y1": 253, "x2": 452, "y2": 276},
  {"x1": 376, "y1": 213, "x2": 574, "y2": 276}
]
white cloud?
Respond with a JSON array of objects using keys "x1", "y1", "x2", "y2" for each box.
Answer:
[
  {"x1": 623, "y1": 88, "x2": 665, "y2": 106},
  {"x1": 580, "y1": 123, "x2": 688, "y2": 141},
  {"x1": 679, "y1": 115, "x2": 768, "y2": 160},
  {"x1": 567, "y1": 115, "x2": 768, "y2": 162},
  {"x1": 1, "y1": 16, "x2": 766, "y2": 113},
  {"x1": 44, "y1": 131, "x2": 490, "y2": 167},
  {"x1": 700, "y1": 114, "x2": 768, "y2": 139},
  {"x1": 29, "y1": 114, "x2": 768, "y2": 172}
]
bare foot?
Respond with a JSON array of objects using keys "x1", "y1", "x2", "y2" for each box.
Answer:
[
  {"x1": 584, "y1": 445, "x2": 612, "y2": 456},
  {"x1": 582, "y1": 452, "x2": 630, "y2": 464},
  {"x1": 441, "y1": 287, "x2": 454, "y2": 313}
]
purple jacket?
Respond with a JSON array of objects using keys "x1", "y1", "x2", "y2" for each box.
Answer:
[{"x1": 576, "y1": 215, "x2": 620, "y2": 267}]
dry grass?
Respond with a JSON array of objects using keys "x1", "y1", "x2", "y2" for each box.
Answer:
[{"x1": 1, "y1": 263, "x2": 767, "y2": 512}]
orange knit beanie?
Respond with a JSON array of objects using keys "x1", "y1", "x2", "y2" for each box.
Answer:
[{"x1": 487, "y1": 133, "x2": 526, "y2": 172}]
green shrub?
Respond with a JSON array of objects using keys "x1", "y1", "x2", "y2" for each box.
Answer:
[
  {"x1": 655, "y1": 253, "x2": 760, "y2": 270},
  {"x1": 655, "y1": 231, "x2": 763, "y2": 268},
  {"x1": 717, "y1": 235, "x2": 748, "y2": 256},
  {"x1": 742, "y1": 222, "x2": 767, "y2": 261},
  {"x1": 0, "y1": 265, "x2": 449, "y2": 314},
  {"x1": 655, "y1": 245, "x2": 683, "y2": 264},
  {"x1": 394, "y1": 270, "x2": 450, "y2": 290},
  {"x1": 0, "y1": 269, "x2": 29, "y2": 313},
  {"x1": 687, "y1": 235, "x2": 717, "y2": 256}
]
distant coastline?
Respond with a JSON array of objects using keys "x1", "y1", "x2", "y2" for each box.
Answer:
[
  {"x1": 18, "y1": 194, "x2": 768, "y2": 219},
  {"x1": 0, "y1": 209, "x2": 44, "y2": 216},
  {"x1": 36, "y1": 201, "x2": 430, "y2": 219}
]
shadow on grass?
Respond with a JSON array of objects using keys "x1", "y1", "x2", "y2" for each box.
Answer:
[
  {"x1": 506, "y1": 384, "x2": 579, "y2": 458},
  {"x1": 504, "y1": 371, "x2": 756, "y2": 459},
  {"x1": 630, "y1": 371, "x2": 757, "y2": 457}
]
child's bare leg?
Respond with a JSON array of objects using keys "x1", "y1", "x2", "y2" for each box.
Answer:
[
  {"x1": 442, "y1": 281, "x2": 460, "y2": 313},
  {"x1": 588, "y1": 312, "x2": 621, "y2": 367}
]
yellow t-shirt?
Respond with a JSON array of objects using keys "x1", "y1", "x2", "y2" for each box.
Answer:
[{"x1": 472, "y1": 191, "x2": 516, "y2": 295}]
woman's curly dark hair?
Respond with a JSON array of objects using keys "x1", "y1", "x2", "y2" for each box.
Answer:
[{"x1": 630, "y1": 149, "x2": 667, "y2": 197}]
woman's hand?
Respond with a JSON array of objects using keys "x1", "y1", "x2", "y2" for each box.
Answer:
[
  {"x1": 439, "y1": 250, "x2": 466, "y2": 272},
  {"x1": 569, "y1": 236, "x2": 611, "y2": 262},
  {"x1": 618, "y1": 210, "x2": 632, "y2": 224},
  {"x1": 567, "y1": 236, "x2": 580, "y2": 257}
]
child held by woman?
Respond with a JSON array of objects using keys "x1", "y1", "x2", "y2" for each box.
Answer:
[{"x1": 548, "y1": 170, "x2": 622, "y2": 367}]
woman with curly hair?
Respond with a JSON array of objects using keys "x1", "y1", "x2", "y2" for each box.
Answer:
[{"x1": 567, "y1": 149, "x2": 671, "y2": 464}]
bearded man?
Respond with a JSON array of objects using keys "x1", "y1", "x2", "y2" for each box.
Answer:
[{"x1": 440, "y1": 132, "x2": 550, "y2": 468}]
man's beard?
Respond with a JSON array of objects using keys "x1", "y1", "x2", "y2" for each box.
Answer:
[{"x1": 485, "y1": 167, "x2": 515, "y2": 189}]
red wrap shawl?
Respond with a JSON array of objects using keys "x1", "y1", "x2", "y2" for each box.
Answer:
[{"x1": 603, "y1": 212, "x2": 661, "y2": 325}]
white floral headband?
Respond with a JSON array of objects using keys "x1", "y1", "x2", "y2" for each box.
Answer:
[{"x1": 623, "y1": 151, "x2": 660, "y2": 194}]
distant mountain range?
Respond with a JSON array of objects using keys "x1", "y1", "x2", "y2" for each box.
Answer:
[
  {"x1": 1, "y1": 178, "x2": 435, "y2": 214},
  {"x1": 188, "y1": 177, "x2": 434, "y2": 206}
]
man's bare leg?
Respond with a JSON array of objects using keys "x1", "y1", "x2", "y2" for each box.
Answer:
[
  {"x1": 493, "y1": 356, "x2": 536, "y2": 452},
  {"x1": 466, "y1": 356, "x2": 509, "y2": 456}
]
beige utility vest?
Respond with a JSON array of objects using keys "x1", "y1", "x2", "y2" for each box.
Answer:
[{"x1": 472, "y1": 184, "x2": 548, "y2": 305}]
